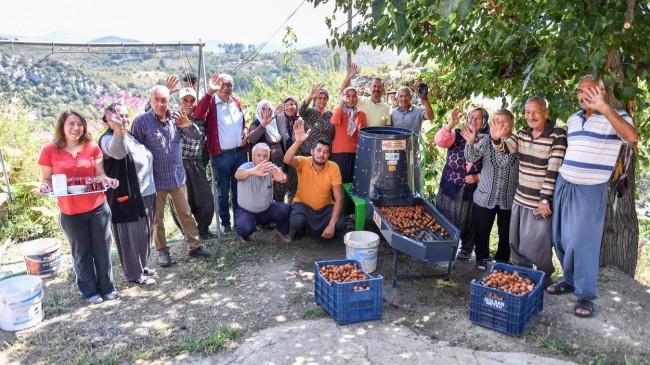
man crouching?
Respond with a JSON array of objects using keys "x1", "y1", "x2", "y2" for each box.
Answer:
[
  {"x1": 235, "y1": 143, "x2": 291, "y2": 243},
  {"x1": 284, "y1": 118, "x2": 346, "y2": 240}
]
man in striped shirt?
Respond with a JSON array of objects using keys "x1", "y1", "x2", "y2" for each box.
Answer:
[
  {"x1": 492, "y1": 97, "x2": 567, "y2": 285},
  {"x1": 548, "y1": 75, "x2": 637, "y2": 318}
]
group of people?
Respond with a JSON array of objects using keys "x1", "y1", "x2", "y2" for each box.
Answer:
[
  {"x1": 434, "y1": 75, "x2": 637, "y2": 318},
  {"x1": 37, "y1": 68, "x2": 635, "y2": 319}
]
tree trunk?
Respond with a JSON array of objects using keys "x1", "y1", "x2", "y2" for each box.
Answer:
[{"x1": 600, "y1": 147, "x2": 639, "y2": 276}]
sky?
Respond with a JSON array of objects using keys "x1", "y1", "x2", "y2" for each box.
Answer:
[{"x1": 0, "y1": 0, "x2": 340, "y2": 47}]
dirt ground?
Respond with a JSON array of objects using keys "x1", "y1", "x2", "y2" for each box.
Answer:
[{"x1": 1, "y1": 222, "x2": 649, "y2": 365}]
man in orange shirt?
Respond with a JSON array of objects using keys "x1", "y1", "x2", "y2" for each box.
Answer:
[{"x1": 284, "y1": 119, "x2": 346, "y2": 240}]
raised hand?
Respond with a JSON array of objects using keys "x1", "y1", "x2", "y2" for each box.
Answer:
[
  {"x1": 451, "y1": 107, "x2": 462, "y2": 127},
  {"x1": 165, "y1": 76, "x2": 180, "y2": 94},
  {"x1": 172, "y1": 110, "x2": 191, "y2": 128},
  {"x1": 270, "y1": 165, "x2": 284, "y2": 181},
  {"x1": 252, "y1": 161, "x2": 274, "y2": 177},
  {"x1": 582, "y1": 86, "x2": 607, "y2": 112},
  {"x1": 490, "y1": 117, "x2": 506, "y2": 141},
  {"x1": 460, "y1": 124, "x2": 477, "y2": 145},
  {"x1": 274, "y1": 103, "x2": 286, "y2": 115},
  {"x1": 261, "y1": 107, "x2": 273, "y2": 126},
  {"x1": 208, "y1": 74, "x2": 223, "y2": 94},
  {"x1": 309, "y1": 84, "x2": 322, "y2": 100},
  {"x1": 345, "y1": 63, "x2": 358, "y2": 80},
  {"x1": 293, "y1": 118, "x2": 311, "y2": 143},
  {"x1": 105, "y1": 110, "x2": 124, "y2": 135}
]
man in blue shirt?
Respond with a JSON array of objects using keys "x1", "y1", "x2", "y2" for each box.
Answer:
[{"x1": 131, "y1": 85, "x2": 213, "y2": 267}]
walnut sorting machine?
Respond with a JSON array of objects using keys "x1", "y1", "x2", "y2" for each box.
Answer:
[{"x1": 352, "y1": 127, "x2": 460, "y2": 287}]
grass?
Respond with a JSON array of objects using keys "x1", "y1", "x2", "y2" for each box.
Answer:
[
  {"x1": 166, "y1": 326, "x2": 245, "y2": 357},
  {"x1": 536, "y1": 333, "x2": 646, "y2": 365},
  {"x1": 302, "y1": 308, "x2": 328, "y2": 319}
]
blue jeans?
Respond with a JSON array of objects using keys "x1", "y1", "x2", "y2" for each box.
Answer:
[
  {"x1": 235, "y1": 202, "x2": 291, "y2": 239},
  {"x1": 211, "y1": 149, "x2": 247, "y2": 227}
]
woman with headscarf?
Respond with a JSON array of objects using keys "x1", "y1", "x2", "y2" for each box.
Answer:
[
  {"x1": 99, "y1": 103, "x2": 157, "y2": 286},
  {"x1": 330, "y1": 87, "x2": 367, "y2": 183},
  {"x1": 463, "y1": 109, "x2": 519, "y2": 271},
  {"x1": 275, "y1": 97, "x2": 300, "y2": 202},
  {"x1": 298, "y1": 84, "x2": 334, "y2": 156},
  {"x1": 434, "y1": 107, "x2": 488, "y2": 260},
  {"x1": 248, "y1": 99, "x2": 288, "y2": 202}
]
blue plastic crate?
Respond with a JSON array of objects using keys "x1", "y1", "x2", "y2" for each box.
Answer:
[
  {"x1": 314, "y1": 259, "x2": 383, "y2": 325},
  {"x1": 469, "y1": 263, "x2": 545, "y2": 336}
]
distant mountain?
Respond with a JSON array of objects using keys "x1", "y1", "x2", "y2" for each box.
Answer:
[
  {"x1": 299, "y1": 43, "x2": 398, "y2": 68},
  {"x1": 32, "y1": 30, "x2": 95, "y2": 43},
  {"x1": 90, "y1": 36, "x2": 141, "y2": 44}
]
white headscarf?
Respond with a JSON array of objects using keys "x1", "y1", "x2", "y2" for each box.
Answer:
[
  {"x1": 256, "y1": 100, "x2": 281, "y2": 143},
  {"x1": 342, "y1": 87, "x2": 359, "y2": 137}
]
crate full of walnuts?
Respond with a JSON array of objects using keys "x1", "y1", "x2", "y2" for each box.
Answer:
[
  {"x1": 469, "y1": 263, "x2": 545, "y2": 336},
  {"x1": 314, "y1": 259, "x2": 383, "y2": 325}
]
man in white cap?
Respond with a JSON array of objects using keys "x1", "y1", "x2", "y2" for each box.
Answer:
[{"x1": 171, "y1": 88, "x2": 217, "y2": 240}]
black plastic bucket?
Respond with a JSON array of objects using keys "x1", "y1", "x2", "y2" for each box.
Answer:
[{"x1": 351, "y1": 127, "x2": 416, "y2": 202}]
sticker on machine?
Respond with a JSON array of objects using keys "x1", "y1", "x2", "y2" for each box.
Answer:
[
  {"x1": 384, "y1": 152, "x2": 400, "y2": 160},
  {"x1": 373, "y1": 210, "x2": 382, "y2": 228},
  {"x1": 387, "y1": 160, "x2": 398, "y2": 165},
  {"x1": 382, "y1": 140, "x2": 406, "y2": 150}
]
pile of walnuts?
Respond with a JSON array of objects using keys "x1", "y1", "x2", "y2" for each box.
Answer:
[
  {"x1": 377, "y1": 205, "x2": 448, "y2": 239},
  {"x1": 480, "y1": 270, "x2": 537, "y2": 295},
  {"x1": 319, "y1": 263, "x2": 369, "y2": 291}
]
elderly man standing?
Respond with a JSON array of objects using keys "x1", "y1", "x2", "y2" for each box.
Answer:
[
  {"x1": 391, "y1": 85, "x2": 433, "y2": 192},
  {"x1": 194, "y1": 74, "x2": 249, "y2": 234},
  {"x1": 549, "y1": 75, "x2": 637, "y2": 318},
  {"x1": 235, "y1": 143, "x2": 291, "y2": 243},
  {"x1": 491, "y1": 97, "x2": 567, "y2": 282},
  {"x1": 340, "y1": 63, "x2": 391, "y2": 127},
  {"x1": 131, "y1": 85, "x2": 213, "y2": 267},
  {"x1": 284, "y1": 119, "x2": 346, "y2": 240}
]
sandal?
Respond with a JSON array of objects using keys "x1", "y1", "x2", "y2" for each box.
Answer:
[
  {"x1": 546, "y1": 281, "x2": 575, "y2": 295},
  {"x1": 143, "y1": 267, "x2": 155, "y2": 277},
  {"x1": 476, "y1": 259, "x2": 488, "y2": 272},
  {"x1": 575, "y1": 299, "x2": 594, "y2": 318},
  {"x1": 457, "y1": 249, "x2": 471, "y2": 260},
  {"x1": 129, "y1": 276, "x2": 156, "y2": 287}
]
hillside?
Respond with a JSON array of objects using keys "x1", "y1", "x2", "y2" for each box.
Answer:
[{"x1": 0, "y1": 40, "x2": 397, "y2": 124}]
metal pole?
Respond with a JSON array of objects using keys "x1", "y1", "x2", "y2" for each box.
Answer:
[
  {"x1": 0, "y1": 40, "x2": 204, "y2": 48},
  {"x1": 0, "y1": 148, "x2": 13, "y2": 205}
]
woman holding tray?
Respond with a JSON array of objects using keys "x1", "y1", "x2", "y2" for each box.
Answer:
[
  {"x1": 99, "y1": 103, "x2": 156, "y2": 287},
  {"x1": 38, "y1": 109, "x2": 119, "y2": 304}
]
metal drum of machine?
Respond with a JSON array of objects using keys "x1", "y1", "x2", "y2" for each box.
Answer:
[{"x1": 352, "y1": 127, "x2": 460, "y2": 287}]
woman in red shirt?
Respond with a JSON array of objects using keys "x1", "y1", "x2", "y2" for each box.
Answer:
[
  {"x1": 330, "y1": 87, "x2": 367, "y2": 183},
  {"x1": 38, "y1": 110, "x2": 119, "y2": 304}
]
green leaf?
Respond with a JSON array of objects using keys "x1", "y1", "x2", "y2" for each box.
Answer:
[
  {"x1": 372, "y1": 0, "x2": 386, "y2": 23},
  {"x1": 390, "y1": 0, "x2": 406, "y2": 13},
  {"x1": 440, "y1": 0, "x2": 460, "y2": 19},
  {"x1": 456, "y1": 0, "x2": 472, "y2": 20}
]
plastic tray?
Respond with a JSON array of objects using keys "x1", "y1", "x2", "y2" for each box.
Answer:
[
  {"x1": 46, "y1": 185, "x2": 109, "y2": 198},
  {"x1": 314, "y1": 259, "x2": 383, "y2": 325},
  {"x1": 469, "y1": 263, "x2": 545, "y2": 336}
]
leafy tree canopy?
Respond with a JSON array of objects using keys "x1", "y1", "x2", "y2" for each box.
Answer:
[{"x1": 312, "y1": 0, "x2": 649, "y2": 129}]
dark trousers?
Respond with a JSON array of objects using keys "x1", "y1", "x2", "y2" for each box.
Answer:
[
  {"x1": 171, "y1": 158, "x2": 215, "y2": 235},
  {"x1": 211, "y1": 149, "x2": 247, "y2": 227},
  {"x1": 474, "y1": 204, "x2": 511, "y2": 262},
  {"x1": 290, "y1": 202, "x2": 347, "y2": 236},
  {"x1": 235, "y1": 202, "x2": 291, "y2": 239},
  {"x1": 59, "y1": 202, "x2": 115, "y2": 298}
]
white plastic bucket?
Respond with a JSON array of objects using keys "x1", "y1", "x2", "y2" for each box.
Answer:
[
  {"x1": 0, "y1": 275, "x2": 44, "y2": 331},
  {"x1": 344, "y1": 231, "x2": 380, "y2": 273},
  {"x1": 20, "y1": 238, "x2": 62, "y2": 278}
]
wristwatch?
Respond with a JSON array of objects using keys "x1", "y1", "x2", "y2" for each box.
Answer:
[{"x1": 541, "y1": 199, "x2": 549, "y2": 205}]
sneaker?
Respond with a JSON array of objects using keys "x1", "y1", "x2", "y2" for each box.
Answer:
[
  {"x1": 103, "y1": 290, "x2": 119, "y2": 301},
  {"x1": 158, "y1": 251, "x2": 172, "y2": 267},
  {"x1": 274, "y1": 231, "x2": 292, "y2": 243},
  {"x1": 87, "y1": 294, "x2": 103, "y2": 304},
  {"x1": 189, "y1": 246, "x2": 213, "y2": 258},
  {"x1": 220, "y1": 225, "x2": 232, "y2": 234},
  {"x1": 200, "y1": 231, "x2": 218, "y2": 240},
  {"x1": 292, "y1": 230, "x2": 305, "y2": 240},
  {"x1": 129, "y1": 276, "x2": 156, "y2": 287},
  {"x1": 143, "y1": 266, "x2": 155, "y2": 277},
  {"x1": 476, "y1": 259, "x2": 488, "y2": 272}
]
